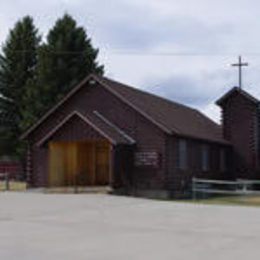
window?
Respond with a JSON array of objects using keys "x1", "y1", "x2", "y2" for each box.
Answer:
[
  {"x1": 220, "y1": 148, "x2": 227, "y2": 172},
  {"x1": 178, "y1": 139, "x2": 187, "y2": 169},
  {"x1": 201, "y1": 144, "x2": 209, "y2": 171}
]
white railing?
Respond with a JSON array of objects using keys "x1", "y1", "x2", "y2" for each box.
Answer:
[{"x1": 192, "y1": 177, "x2": 260, "y2": 199}]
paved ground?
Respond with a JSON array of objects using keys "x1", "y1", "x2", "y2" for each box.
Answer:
[{"x1": 1, "y1": 192, "x2": 260, "y2": 259}]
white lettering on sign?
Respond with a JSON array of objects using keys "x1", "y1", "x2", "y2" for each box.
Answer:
[{"x1": 134, "y1": 152, "x2": 160, "y2": 167}]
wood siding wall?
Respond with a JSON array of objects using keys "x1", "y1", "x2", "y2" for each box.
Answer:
[
  {"x1": 28, "y1": 81, "x2": 166, "y2": 188},
  {"x1": 165, "y1": 136, "x2": 232, "y2": 196}
]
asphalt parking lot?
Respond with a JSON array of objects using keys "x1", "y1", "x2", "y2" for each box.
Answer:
[{"x1": 1, "y1": 192, "x2": 260, "y2": 259}]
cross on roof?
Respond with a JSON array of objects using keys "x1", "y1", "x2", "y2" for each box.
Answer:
[{"x1": 231, "y1": 56, "x2": 248, "y2": 89}]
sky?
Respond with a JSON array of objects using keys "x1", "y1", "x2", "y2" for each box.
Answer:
[{"x1": 1, "y1": 0, "x2": 260, "y2": 123}]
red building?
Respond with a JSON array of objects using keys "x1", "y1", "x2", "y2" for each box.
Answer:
[
  {"x1": 0, "y1": 157, "x2": 23, "y2": 180},
  {"x1": 20, "y1": 74, "x2": 257, "y2": 198}
]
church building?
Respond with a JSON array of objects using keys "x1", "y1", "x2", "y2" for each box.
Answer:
[{"x1": 20, "y1": 73, "x2": 260, "y2": 198}]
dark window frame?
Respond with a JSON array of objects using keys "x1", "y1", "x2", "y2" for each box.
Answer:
[
  {"x1": 178, "y1": 139, "x2": 187, "y2": 170},
  {"x1": 220, "y1": 148, "x2": 227, "y2": 172},
  {"x1": 201, "y1": 144, "x2": 209, "y2": 172}
]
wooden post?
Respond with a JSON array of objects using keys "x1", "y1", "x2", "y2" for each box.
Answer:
[
  {"x1": 26, "y1": 143, "x2": 32, "y2": 188},
  {"x1": 5, "y1": 173, "x2": 9, "y2": 191},
  {"x1": 73, "y1": 169, "x2": 78, "y2": 194},
  {"x1": 192, "y1": 177, "x2": 196, "y2": 200},
  {"x1": 93, "y1": 141, "x2": 97, "y2": 185},
  {"x1": 109, "y1": 144, "x2": 114, "y2": 188}
]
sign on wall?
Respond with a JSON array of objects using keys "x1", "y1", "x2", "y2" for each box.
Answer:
[{"x1": 134, "y1": 152, "x2": 160, "y2": 167}]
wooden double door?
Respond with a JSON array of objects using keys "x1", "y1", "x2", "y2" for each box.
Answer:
[{"x1": 48, "y1": 139, "x2": 110, "y2": 186}]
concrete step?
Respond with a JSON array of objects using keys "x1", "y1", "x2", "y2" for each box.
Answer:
[{"x1": 29, "y1": 186, "x2": 113, "y2": 194}]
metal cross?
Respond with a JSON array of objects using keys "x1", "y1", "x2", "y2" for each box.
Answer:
[{"x1": 231, "y1": 56, "x2": 248, "y2": 89}]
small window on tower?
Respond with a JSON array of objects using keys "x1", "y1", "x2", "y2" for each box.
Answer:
[
  {"x1": 201, "y1": 144, "x2": 209, "y2": 171},
  {"x1": 178, "y1": 139, "x2": 187, "y2": 169},
  {"x1": 220, "y1": 148, "x2": 227, "y2": 172}
]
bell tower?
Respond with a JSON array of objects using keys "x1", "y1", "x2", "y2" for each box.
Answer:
[{"x1": 216, "y1": 87, "x2": 260, "y2": 179}]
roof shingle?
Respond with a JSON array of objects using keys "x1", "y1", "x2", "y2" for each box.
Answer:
[{"x1": 97, "y1": 76, "x2": 228, "y2": 144}]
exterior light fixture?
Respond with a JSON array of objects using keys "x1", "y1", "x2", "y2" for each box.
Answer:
[{"x1": 89, "y1": 78, "x2": 96, "y2": 85}]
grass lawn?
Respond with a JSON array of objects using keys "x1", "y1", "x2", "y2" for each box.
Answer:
[
  {"x1": 187, "y1": 195, "x2": 260, "y2": 207},
  {"x1": 1, "y1": 182, "x2": 260, "y2": 207},
  {"x1": 0, "y1": 181, "x2": 26, "y2": 191}
]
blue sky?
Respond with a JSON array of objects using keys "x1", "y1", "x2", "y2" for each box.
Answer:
[{"x1": 1, "y1": 0, "x2": 259, "y2": 122}]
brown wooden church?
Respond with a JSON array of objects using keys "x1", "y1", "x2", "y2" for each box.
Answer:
[{"x1": 21, "y1": 73, "x2": 260, "y2": 198}]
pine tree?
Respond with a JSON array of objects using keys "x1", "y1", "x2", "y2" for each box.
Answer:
[
  {"x1": 29, "y1": 14, "x2": 104, "y2": 122},
  {"x1": 0, "y1": 16, "x2": 40, "y2": 155},
  {"x1": 0, "y1": 14, "x2": 105, "y2": 153}
]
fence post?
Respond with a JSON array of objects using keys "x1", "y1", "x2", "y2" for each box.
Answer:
[
  {"x1": 242, "y1": 181, "x2": 248, "y2": 198},
  {"x1": 192, "y1": 177, "x2": 196, "y2": 200},
  {"x1": 5, "y1": 173, "x2": 9, "y2": 191},
  {"x1": 73, "y1": 173, "x2": 78, "y2": 194}
]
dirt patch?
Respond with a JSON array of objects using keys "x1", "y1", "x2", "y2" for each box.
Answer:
[{"x1": 0, "y1": 181, "x2": 26, "y2": 191}]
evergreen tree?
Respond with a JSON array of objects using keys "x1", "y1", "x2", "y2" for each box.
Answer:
[
  {"x1": 0, "y1": 16, "x2": 40, "y2": 155},
  {"x1": 26, "y1": 13, "x2": 104, "y2": 126}
]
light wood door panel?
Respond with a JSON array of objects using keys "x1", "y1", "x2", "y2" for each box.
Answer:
[
  {"x1": 49, "y1": 142, "x2": 67, "y2": 186},
  {"x1": 96, "y1": 142, "x2": 110, "y2": 185},
  {"x1": 48, "y1": 140, "x2": 110, "y2": 186}
]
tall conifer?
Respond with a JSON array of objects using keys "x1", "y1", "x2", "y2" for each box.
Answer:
[
  {"x1": 35, "y1": 14, "x2": 104, "y2": 114},
  {"x1": 0, "y1": 16, "x2": 40, "y2": 155}
]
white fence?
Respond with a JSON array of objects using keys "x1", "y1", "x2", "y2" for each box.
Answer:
[{"x1": 192, "y1": 177, "x2": 260, "y2": 199}]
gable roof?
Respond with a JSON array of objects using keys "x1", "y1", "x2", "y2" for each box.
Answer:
[
  {"x1": 21, "y1": 74, "x2": 228, "y2": 144},
  {"x1": 96, "y1": 76, "x2": 227, "y2": 144},
  {"x1": 37, "y1": 111, "x2": 135, "y2": 146},
  {"x1": 216, "y1": 87, "x2": 259, "y2": 106}
]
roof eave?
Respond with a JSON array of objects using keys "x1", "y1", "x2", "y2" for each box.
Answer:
[
  {"x1": 36, "y1": 111, "x2": 118, "y2": 147},
  {"x1": 171, "y1": 132, "x2": 231, "y2": 146}
]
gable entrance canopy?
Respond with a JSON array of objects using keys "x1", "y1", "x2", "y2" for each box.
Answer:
[
  {"x1": 38, "y1": 111, "x2": 135, "y2": 187},
  {"x1": 37, "y1": 110, "x2": 135, "y2": 147}
]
